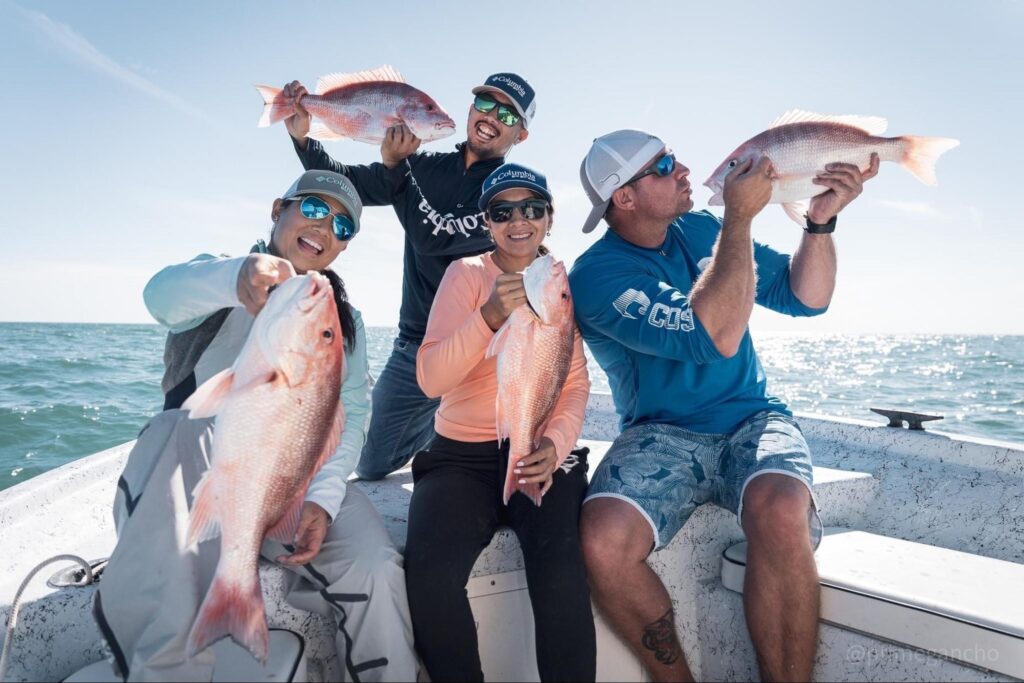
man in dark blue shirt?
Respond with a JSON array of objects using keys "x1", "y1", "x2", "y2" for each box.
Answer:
[
  {"x1": 280, "y1": 73, "x2": 537, "y2": 480},
  {"x1": 570, "y1": 129, "x2": 877, "y2": 682}
]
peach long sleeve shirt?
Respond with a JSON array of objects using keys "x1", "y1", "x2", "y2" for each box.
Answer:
[{"x1": 417, "y1": 252, "x2": 591, "y2": 465}]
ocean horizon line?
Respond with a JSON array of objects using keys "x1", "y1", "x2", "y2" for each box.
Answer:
[{"x1": 1, "y1": 320, "x2": 1021, "y2": 338}]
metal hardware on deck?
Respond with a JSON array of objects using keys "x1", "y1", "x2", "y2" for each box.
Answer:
[
  {"x1": 870, "y1": 408, "x2": 944, "y2": 431},
  {"x1": 47, "y1": 557, "x2": 108, "y2": 588}
]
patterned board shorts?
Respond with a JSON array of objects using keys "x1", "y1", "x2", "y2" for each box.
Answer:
[{"x1": 585, "y1": 411, "x2": 823, "y2": 551}]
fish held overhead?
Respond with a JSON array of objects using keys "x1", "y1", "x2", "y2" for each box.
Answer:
[
  {"x1": 181, "y1": 272, "x2": 346, "y2": 664},
  {"x1": 487, "y1": 255, "x2": 576, "y2": 506},
  {"x1": 256, "y1": 65, "x2": 456, "y2": 145},
  {"x1": 703, "y1": 110, "x2": 960, "y2": 225}
]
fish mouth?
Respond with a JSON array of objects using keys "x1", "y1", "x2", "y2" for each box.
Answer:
[
  {"x1": 436, "y1": 120, "x2": 456, "y2": 130},
  {"x1": 298, "y1": 273, "x2": 331, "y2": 312}
]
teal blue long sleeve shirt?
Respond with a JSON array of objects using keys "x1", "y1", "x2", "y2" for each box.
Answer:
[{"x1": 568, "y1": 210, "x2": 827, "y2": 435}]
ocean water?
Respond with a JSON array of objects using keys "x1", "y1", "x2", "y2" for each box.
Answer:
[{"x1": 0, "y1": 323, "x2": 1021, "y2": 492}]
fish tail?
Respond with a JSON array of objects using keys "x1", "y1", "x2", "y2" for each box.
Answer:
[
  {"x1": 255, "y1": 84, "x2": 293, "y2": 128},
  {"x1": 188, "y1": 570, "x2": 268, "y2": 664},
  {"x1": 899, "y1": 136, "x2": 960, "y2": 186}
]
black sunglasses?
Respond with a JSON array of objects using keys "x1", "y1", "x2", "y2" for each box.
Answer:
[{"x1": 486, "y1": 198, "x2": 550, "y2": 223}]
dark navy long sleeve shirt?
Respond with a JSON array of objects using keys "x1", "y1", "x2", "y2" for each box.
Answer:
[{"x1": 294, "y1": 138, "x2": 501, "y2": 341}]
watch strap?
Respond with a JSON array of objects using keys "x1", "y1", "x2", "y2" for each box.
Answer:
[{"x1": 804, "y1": 213, "x2": 837, "y2": 234}]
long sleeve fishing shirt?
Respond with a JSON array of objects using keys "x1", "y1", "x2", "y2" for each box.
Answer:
[
  {"x1": 568, "y1": 210, "x2": 828, "y2": 435},
  {"x1": 143, "y1": 253, "x2": 371, "y2": 521},
  {"x1": 294, "y1": 138, "x2": 501, "y2": 342},
  {"x1": 416, "y1": 253, "x2": 591, "y2": 465}
]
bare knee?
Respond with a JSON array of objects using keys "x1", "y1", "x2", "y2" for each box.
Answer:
[
  {"x1": 742, "y1": 475, "x2": 812, "y2": 549},
  {"x1": 580, "y1": 498, "x2": 653, "y2": 579}
]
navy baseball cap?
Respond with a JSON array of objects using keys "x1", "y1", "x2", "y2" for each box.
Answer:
[
  {"x1": 472, "y1": 73, "x2": 536, "y2": 128},
  {"x1": 479, "y1": 163, "x2": 553, "y2": 210}
]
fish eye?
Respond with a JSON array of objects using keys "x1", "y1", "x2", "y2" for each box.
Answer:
[
  {"x1": 561, "y1": 292, "x2": 569, "y2": 300},
  {"x1": 427, "y1": 104, "x2": 435, "y2": 111},
  {"x1": 322, "y1": 329, "x2": 333, "y2": 341},
  {"x1": 728, "y1": 159, "x2": 738, "y2": 168}
]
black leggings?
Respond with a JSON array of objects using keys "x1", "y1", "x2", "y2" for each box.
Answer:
[{"x1": 404, "y1": 435, "x2": 597, "y2": 682}]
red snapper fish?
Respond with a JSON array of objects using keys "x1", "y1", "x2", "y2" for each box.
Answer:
[
  {"x1": 486, "y1": 255, "x2": 575, "y2": 506},
  {"x1": 182, "y1": 272, "x2": 345, "y2": 663},
  {"x1": 256, "y1": 65, "x2": 456, "y2": 144},
  {"x1": 703, "y1": 110, "x2": 960, "y2": 225}
]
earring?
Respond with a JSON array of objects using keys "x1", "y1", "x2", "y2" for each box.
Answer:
[{"x1": 546, "y1": 230, "x2": 551, "y2": 236}]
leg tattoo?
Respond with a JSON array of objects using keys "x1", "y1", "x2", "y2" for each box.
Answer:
[{"x1": 641, "y1": 608, "x2": 682, "y2": 666}]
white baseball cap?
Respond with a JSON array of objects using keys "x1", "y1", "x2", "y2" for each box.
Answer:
[{"x1": 579, "y1": 130, "x2": 666, "y2": 234}]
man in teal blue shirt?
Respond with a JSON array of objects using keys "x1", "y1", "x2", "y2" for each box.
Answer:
[{"x1": 569, "y1": 129, "x2": 878, "y2": 682}]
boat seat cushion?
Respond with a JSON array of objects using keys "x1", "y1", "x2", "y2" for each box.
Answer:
[
  {"x1": 64, "y1": 628, "x2": 307, "y2": 682},
  {"x1": 721, "y1": 528, "x2": 1024, "y2": 679}
]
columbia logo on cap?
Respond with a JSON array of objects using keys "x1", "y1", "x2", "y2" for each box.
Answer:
[
  {"x1": 491, "y1": 75, "x2": 526, "y2": 98},
  {"x1": 492, "y1": 168, "x2": 538, "y2": 185},
  {"x1": 316, "y1": 174, "x2": 358, "y2": 200}
]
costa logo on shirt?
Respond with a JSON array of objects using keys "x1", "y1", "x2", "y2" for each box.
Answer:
[{"x1": 612, "y1": 287, "x2": 695, "y2": 332}]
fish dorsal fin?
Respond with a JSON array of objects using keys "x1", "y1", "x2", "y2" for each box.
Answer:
[
  {"x1": 768, "y1": 109, "x2": 888, "y2": 136},
  {"x1": 316, "y1": 65, "x2": 405, "y2": 94},
  {"x1": 318, "y1": 399, "x2": 345, "y2": 472}
]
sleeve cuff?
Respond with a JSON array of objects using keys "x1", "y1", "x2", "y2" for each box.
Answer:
[
  {"x1": 386, "y1": 158, "x2": 410, "y2": 182},
  {"x1": 541, "y1": 429, "x2": 575, "y2": 467},
  {"x1": 472, "y1": 306, "x2": 496, "y2": 339},
  {"x1": 304, "y1": 485, "x2": 345, "y2": 524}
]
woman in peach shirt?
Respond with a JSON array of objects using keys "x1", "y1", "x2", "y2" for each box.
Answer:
[{"x1": 405, "y1": 164, "x2": 596, "y2": 682}]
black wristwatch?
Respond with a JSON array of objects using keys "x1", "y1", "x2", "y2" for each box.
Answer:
[{"x1": 804, "y1": 213, "x2": 837, "y2": 234}]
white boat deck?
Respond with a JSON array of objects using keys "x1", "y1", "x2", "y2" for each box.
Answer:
[{"x1": 1, "y1": 393, "x2": 1022, "y2": 681}]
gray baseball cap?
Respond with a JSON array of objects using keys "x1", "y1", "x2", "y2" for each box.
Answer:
[
  {"x1": 282, "y1": 170, "x2": 363, "y2": 234},
  {"x1": 579, "y1": 130, "x2": 666, "y2": 234}
]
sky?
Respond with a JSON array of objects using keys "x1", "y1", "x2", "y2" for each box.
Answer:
[{"x1": 1, "y1": 0, "x2": 1022, "y2": 334}]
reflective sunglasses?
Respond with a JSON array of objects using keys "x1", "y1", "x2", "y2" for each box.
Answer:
[
  {"x1": 626, "y1": 152, "x2": 676, "y2": 185},
  {"x1": 472, "y1": 94, "x2": 522, "y2": 128},
  {"x1": 486, "y1": 198, "x2": 550, "y2": 223},
  {"x1": 286, "y1": 195, "x2": 357, "y2": 241}
]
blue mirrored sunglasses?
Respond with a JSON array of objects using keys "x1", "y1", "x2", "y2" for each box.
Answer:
[
  {"x1": 287, "y1": 195, "x2": 358, "y2": 241},
  {"x1": 626, "y1": 152, "x2": 676, "y2": 185}
]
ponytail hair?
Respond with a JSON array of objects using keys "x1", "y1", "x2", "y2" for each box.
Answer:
[{"x1": 320, "y1": 268, "x2": 357, "y2": 354}]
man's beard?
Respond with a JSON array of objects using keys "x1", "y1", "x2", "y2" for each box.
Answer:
[{"x1": 466, "y1": 135, "x2": 507, "y2": 161}]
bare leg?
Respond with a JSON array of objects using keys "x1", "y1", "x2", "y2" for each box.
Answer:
[
  {"x1": 741, "y1": 475, "x2": 820, "y2": 682},
  {"x1": 580, "y1": 498, "x2": 694, "y2": 683}
]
